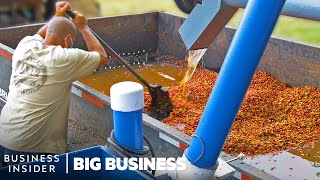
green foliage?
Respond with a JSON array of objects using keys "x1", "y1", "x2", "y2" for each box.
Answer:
[{"x1": 229, "y1": 10, "x2": 320, "y2": 46}]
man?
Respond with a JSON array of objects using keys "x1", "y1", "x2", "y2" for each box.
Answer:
[{"x1": 0, "y1": 1, "x2": 108, "y2": 166}]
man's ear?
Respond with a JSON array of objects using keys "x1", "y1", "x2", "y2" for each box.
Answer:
[{"x1": 64, "y1": 34, "x2": 73, "y2": 48}]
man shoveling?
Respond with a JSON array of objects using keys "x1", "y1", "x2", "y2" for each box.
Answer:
[{"x1": 0, "y1": 1, "x2": 108, "y2": 167}]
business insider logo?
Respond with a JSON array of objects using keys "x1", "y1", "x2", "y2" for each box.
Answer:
[{"x1": 4, "y1": 154, "x2": 59, "y2": 173}]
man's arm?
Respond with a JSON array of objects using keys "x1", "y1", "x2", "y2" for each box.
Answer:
[
  {"x1": 37, "y1": 1, "x2": 71, "y2": 39},
  {"x1": 72, "y1": 11, "x2": 109, "y2": 67},
  {"x1": 36, "y1": 24, "x2": 47, "y2": 39}
]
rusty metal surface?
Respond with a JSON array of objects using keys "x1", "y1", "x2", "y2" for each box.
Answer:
[
  {"x1": 1, "y1": 13, "x2": 319, "y2": 88},
  {"x1": 0, "y1": 24, "x2": 42, "y2": 49},
  {"x1": 259, "y1": 38, "x2": 320, "y2": 88},
  {"x1": 157, "y1": 13, "x2": 187, "y2": 60},
  {"x1": 0, "y1": 13, "x2": 159, "y2": 54},
  {"x1": 157, "y1": 12, "x2": 320, "y2": 87},
  {"x1": 75, "y1": 13, "x2": 159, "y2": 56}
]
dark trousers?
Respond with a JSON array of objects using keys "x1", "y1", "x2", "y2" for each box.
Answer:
[{"x1": 0, "y1": 145, "x2": 54, "y2": 167}]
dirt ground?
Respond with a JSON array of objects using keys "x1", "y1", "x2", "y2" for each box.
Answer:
[{"x1": 67, "y1": 119, "x2": 106, "y2": 152}]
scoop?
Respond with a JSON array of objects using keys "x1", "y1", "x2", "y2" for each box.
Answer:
[{"x1": 66, "y1": 10, "x2": 173, "y2": 119}]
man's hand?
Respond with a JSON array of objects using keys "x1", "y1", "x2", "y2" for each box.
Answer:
[
  {"x1": 72, "y1": 11, "x2": 88, "y2": 31},
  {"x1": 73, "y1": 10, "x2": 108, "y2": 67},
  {"x1": 55, "y1": 1, "x2": 71, "y2": 17}
]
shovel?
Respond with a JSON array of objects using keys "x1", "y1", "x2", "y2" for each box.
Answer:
[{"x1": 66, "y1": 10, "x2": 173, "y2": 119}]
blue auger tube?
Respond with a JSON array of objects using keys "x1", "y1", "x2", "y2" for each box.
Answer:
[{"x1": 185, "y1": 0, "x2": 286, "y2": 168}]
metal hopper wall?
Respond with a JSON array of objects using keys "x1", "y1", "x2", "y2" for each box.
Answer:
[{"x1": 157, "y1": 13, "x2": 320, "y2": 88}]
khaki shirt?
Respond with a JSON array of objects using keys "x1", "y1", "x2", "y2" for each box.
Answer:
[{"x1": 0, "y1": 34, "x2": 100, "y2": 154}]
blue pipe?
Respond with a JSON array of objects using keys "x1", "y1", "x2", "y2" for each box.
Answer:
[
  {"x1": 113, "y1": 110, "x2": 144, "y2": 150},
  {"x1": 185, "y1": 0, "x2": 286, "y2": 168},
  {"x1": 110, "y1": 82, "x2": 144, "y2": 150},
  {"x1": 223, "y1": 0, "x2": 320, "y2": 22}
]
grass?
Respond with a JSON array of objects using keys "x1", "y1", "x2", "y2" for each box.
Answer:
[
  {"x1": 97, "y1": 0, "x2": 185, "y2": 17},
  {"x1": 96, "y1": 0, "x2": 320, "y2": 46},
  {"x1": 228, "y1": 10, "x2": 320, "y2": 46}
]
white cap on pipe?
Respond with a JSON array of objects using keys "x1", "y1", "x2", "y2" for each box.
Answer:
[{"x1": 110, "y1": 81, "x2": 144, "y2": 112}]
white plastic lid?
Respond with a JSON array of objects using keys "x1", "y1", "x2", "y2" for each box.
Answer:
[{"x1": 110, "y1": 81, "x2": 144, "y2": 112}]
